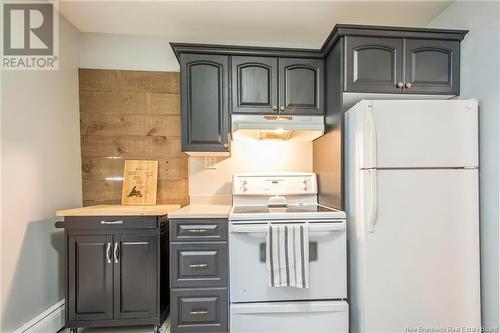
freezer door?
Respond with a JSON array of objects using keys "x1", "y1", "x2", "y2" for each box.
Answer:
[
  {"x1": 349, "y1": 99, "x2": 478, "y2": 168},
  {"x1": 350, "y1": 169, "x2": 481, "y2": 333},
  {"x1": 231, "y1": 301, "x2": 348, "y2": 333}
]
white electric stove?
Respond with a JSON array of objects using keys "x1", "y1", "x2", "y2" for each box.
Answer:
[{"x1": 229, "y1": 172, "x2": 349, "y2": 333}]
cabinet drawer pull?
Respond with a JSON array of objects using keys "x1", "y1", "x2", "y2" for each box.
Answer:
[
  {"x1": 189, "y1": 263, "x2": 208, "y2": 269},
  {"x1": 106, "y1": 242, "x2": 112, "y2": 264},
  {"x1": 190, "y1": 310, "x2": 208, "y2": 315},
  {"x1": 188, "y1": 229, "x2": 208, "y2": 233},
  {"x1": 101, "y1": 220, "x2": 124, "y2": 225},
  {"x1": 113, "y1": 243, "x2": 119, "y2": 264}
]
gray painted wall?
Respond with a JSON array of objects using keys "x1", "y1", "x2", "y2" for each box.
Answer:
[
  {"x1": 429, "y1": 1, "x2": 500, "y2": 329},
  {"x1": 0, "y1": 16, "x2": 82, "y2": 332}
]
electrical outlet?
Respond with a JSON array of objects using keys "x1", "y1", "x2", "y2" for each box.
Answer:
[{"x1": 204, "y1": 156, "x2": 218, "y2": 169}]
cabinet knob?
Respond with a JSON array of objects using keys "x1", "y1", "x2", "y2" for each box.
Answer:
[
  {"x1": 279, "y1": 106, "x2": 285, "y2": 111},
  {"x1": 397, "y1": 81, "x2": 404, "y2": 88},
  {"x1": 223, "y1": 143, "x2": 229, "y2": 149},
  {"x1": 272, "y1": 106, "x2": 278, "y2": 111},
  {"x1": 405, "y1": 82, "x2": 412, "y2": 89}
]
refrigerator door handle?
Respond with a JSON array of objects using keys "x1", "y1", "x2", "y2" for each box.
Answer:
[
  {"x1": 367, "y1": 169, "x2": 378, "y2": 233},
  {"x1": 367, "y1": 104, "x2": 378, "y2": 168}
]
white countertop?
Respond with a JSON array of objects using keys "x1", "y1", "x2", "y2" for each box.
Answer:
[{"x1": 168, "y1": 204, "x2": 231, "y2": 219}]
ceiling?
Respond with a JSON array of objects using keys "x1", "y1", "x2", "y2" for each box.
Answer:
[{"x1": 59, "y1": 0, "x2": 451, "y2": 49}]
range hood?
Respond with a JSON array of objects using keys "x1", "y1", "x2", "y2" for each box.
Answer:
[{"x1": 231, "y1": 114, "x2": 325, "y2": 141}]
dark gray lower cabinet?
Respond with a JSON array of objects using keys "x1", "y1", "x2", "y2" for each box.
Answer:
[
  {"x1": 63, "y1": 216, "x2": 167, "y2": 332},
  {"x1": 114, "y1": 234, "x2": 158, "y2": 320},
  {"x1": 68, "y1": 235, "x2": 114, "y2": 322},
  {"x1": 171, "y1": 288, "x2": 228, "y2": 333},
  {"x1": 170, "y1": 218, "x2": 229, "y2": 333}
]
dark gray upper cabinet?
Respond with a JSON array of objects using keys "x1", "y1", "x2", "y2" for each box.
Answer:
[
  {"x1": 180, "y1": 53, "x2": 229, "y2": 154},
  {"x1": 231, "y1": 56, "x2": 323, "y2": 115},
  {"x1": 231, "y1": 56, "x2": 278, "y2": 114},
  {"x1": 113, "y1": 234, "x2": 157, "y2": 320},
  {"x1": 68, "y1": 235, "x2": 114, "y2": 322},
  {"x1": 404, "y1": 39, "x2": 459, "y2": 95},
  {"x1": 345, "y1": 36, "x2": 404, "y2": 93},
  {"x1": 344, "y1": 35, "x2": 461, "y2": 95},
  {"x1": 279, "y1": 58, "x2": 324, "y2": 115}
]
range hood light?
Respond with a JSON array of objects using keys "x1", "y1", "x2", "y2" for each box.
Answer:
[{"x1": 232, "y1": 114, "x2": 325, "y2": 142}]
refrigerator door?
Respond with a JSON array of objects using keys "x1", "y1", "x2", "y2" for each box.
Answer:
[
  {"x1": 349, "y1": 168, "x2": 481, "y2": 333},
  {"x1": 348, "y1": 99, "x2": 478, "y2": 169}
]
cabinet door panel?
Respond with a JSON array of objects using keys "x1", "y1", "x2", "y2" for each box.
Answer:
[
  {"x1": 113, "y1": 234, "x2": 158, "y2": 320},
  {"x1": 279, "y1": 58, "x2": 324, "y2": 115},
  {"x1": 68, "y1": 235, "x2": 113, "y2": 321},
  {"x1": 345, "y1": 36, "x2": 404, "y2": 93},
  {"x1": 180, "y1": 54, "x2": 229, "y2": 153},
  {"x1": 232, "y1": 56, "x2": 278, "y2": 114},
  {"x1": 405, "y1": 39, "x2": 459, "y2": 95}
]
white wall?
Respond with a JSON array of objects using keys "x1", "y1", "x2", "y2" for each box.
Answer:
[
  {"x1": 429, "y1": 1, "x2": 500, "y2": 329},
  {"x1": 0, "y1": 16, "x2": 82, "y2": 332},
  {"x1": 188, "y1": 135, "x2": 313, "y2": 204},
  {"x1": 80, "y1": 32, "x2": 179, "y2": 71}
]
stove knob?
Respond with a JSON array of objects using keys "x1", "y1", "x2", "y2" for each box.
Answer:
[
  {"x1": 241, "y1": 180, "x2": 248, "y2": 192},
  {"x1": 303, "y1": 185, "x2": 308, "y2": 191}
]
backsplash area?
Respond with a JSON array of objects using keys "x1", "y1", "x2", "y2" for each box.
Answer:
[
  {"x1": 188, "y1": 133, "x2": 313, "y2": 204},
  {"x1": 78, "y1": 68, "x2": 313, "y2": 206},
  {"x1": 79, "y1": 69, "x2": 189, "y2": 206}
]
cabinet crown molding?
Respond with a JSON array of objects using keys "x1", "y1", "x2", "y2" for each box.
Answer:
[{"x1": 170, "y1": 24, "x2": 469, "y2": 61}]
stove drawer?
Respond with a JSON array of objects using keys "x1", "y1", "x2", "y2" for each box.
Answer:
[
  {"x1": 230, "y1": 300, "x2": 348, "y2": 333},
  {"x1": 171, "y1": 243, "x2": 228, "y2": 288},
  {"x1": 170, "y1": 219, "x2": 228, "y2": 242},
  {"x1": 171, "y1": 288, "x2": 228, "y2": 333}
]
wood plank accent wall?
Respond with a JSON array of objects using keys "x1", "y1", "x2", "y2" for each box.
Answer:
[{"x1": 79, "y1": 69, "x2": 189, "y2": 207}]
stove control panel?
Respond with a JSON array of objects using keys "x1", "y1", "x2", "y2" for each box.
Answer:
[{"x1": 232, "y1": 172, "x2": 318, "y2": 196}]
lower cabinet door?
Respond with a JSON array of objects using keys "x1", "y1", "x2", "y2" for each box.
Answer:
[
  {"x1": 171, "y1": 288, "x2": 228, "y2": 333},
  {"x1": 113, "y1": 234, "x2": 158, "y2": 320},
  {"x1": 68, "y1": 235, "x2": 114, "y2": 321}
]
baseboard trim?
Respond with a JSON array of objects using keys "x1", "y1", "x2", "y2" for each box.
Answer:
[{"x1": 13, "y1": 299, "x2": 65, "y2": 333}]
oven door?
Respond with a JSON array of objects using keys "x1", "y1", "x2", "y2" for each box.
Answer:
[{"x1": 229, "y1": 221, "x2": 346, "y2": 302}]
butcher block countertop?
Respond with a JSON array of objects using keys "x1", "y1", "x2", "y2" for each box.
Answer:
[
  {"x1": 168, "y1": 204, "x2": 231, "y2": 219},
  {"x1": 56, "y1": 204, "x2": 181, "y2": 217}
]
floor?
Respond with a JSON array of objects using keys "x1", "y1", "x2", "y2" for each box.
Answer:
[{"x1": 60, "y1": 318, "x2": 170, "y2": 333}]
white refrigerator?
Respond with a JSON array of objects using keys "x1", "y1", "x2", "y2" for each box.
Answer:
[{"x1": 345, "y1": 100, "x2": 481, "y2": 333}]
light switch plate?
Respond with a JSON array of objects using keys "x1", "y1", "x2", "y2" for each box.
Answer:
[{"x1": 204, "y1": 156, "x2": 218, "y2": 169}]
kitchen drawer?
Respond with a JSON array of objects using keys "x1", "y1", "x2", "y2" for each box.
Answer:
[
  {"x1": 64, "y1": 216, "x2": 158, "y2": 230},
  {"x1": 171, "y1": 243, "x2": 228, "y2": 288},
  {"x1": 170, "y1": 288, "x2": 228, "y2": 333},
  {"x1": 170, "y1": 219, "x2": 227, "y2": 242}
]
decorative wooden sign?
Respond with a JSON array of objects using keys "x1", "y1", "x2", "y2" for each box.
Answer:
[{"x1": 121, "y1": 160, "x2": 158, "y2": 206}]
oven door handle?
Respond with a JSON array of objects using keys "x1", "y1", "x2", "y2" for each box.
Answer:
[{"x1": 230, "y1": 223, "x2": 345, "y2": 234}]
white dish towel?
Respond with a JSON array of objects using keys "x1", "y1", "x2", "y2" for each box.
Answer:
[{"x1": 266, "y1": 224, "x2": 310, "y2": 288}]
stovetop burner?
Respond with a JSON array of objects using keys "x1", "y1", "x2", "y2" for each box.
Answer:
[{"x1": 231, "y1": 204, "x2": 337, "y2": 215}]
